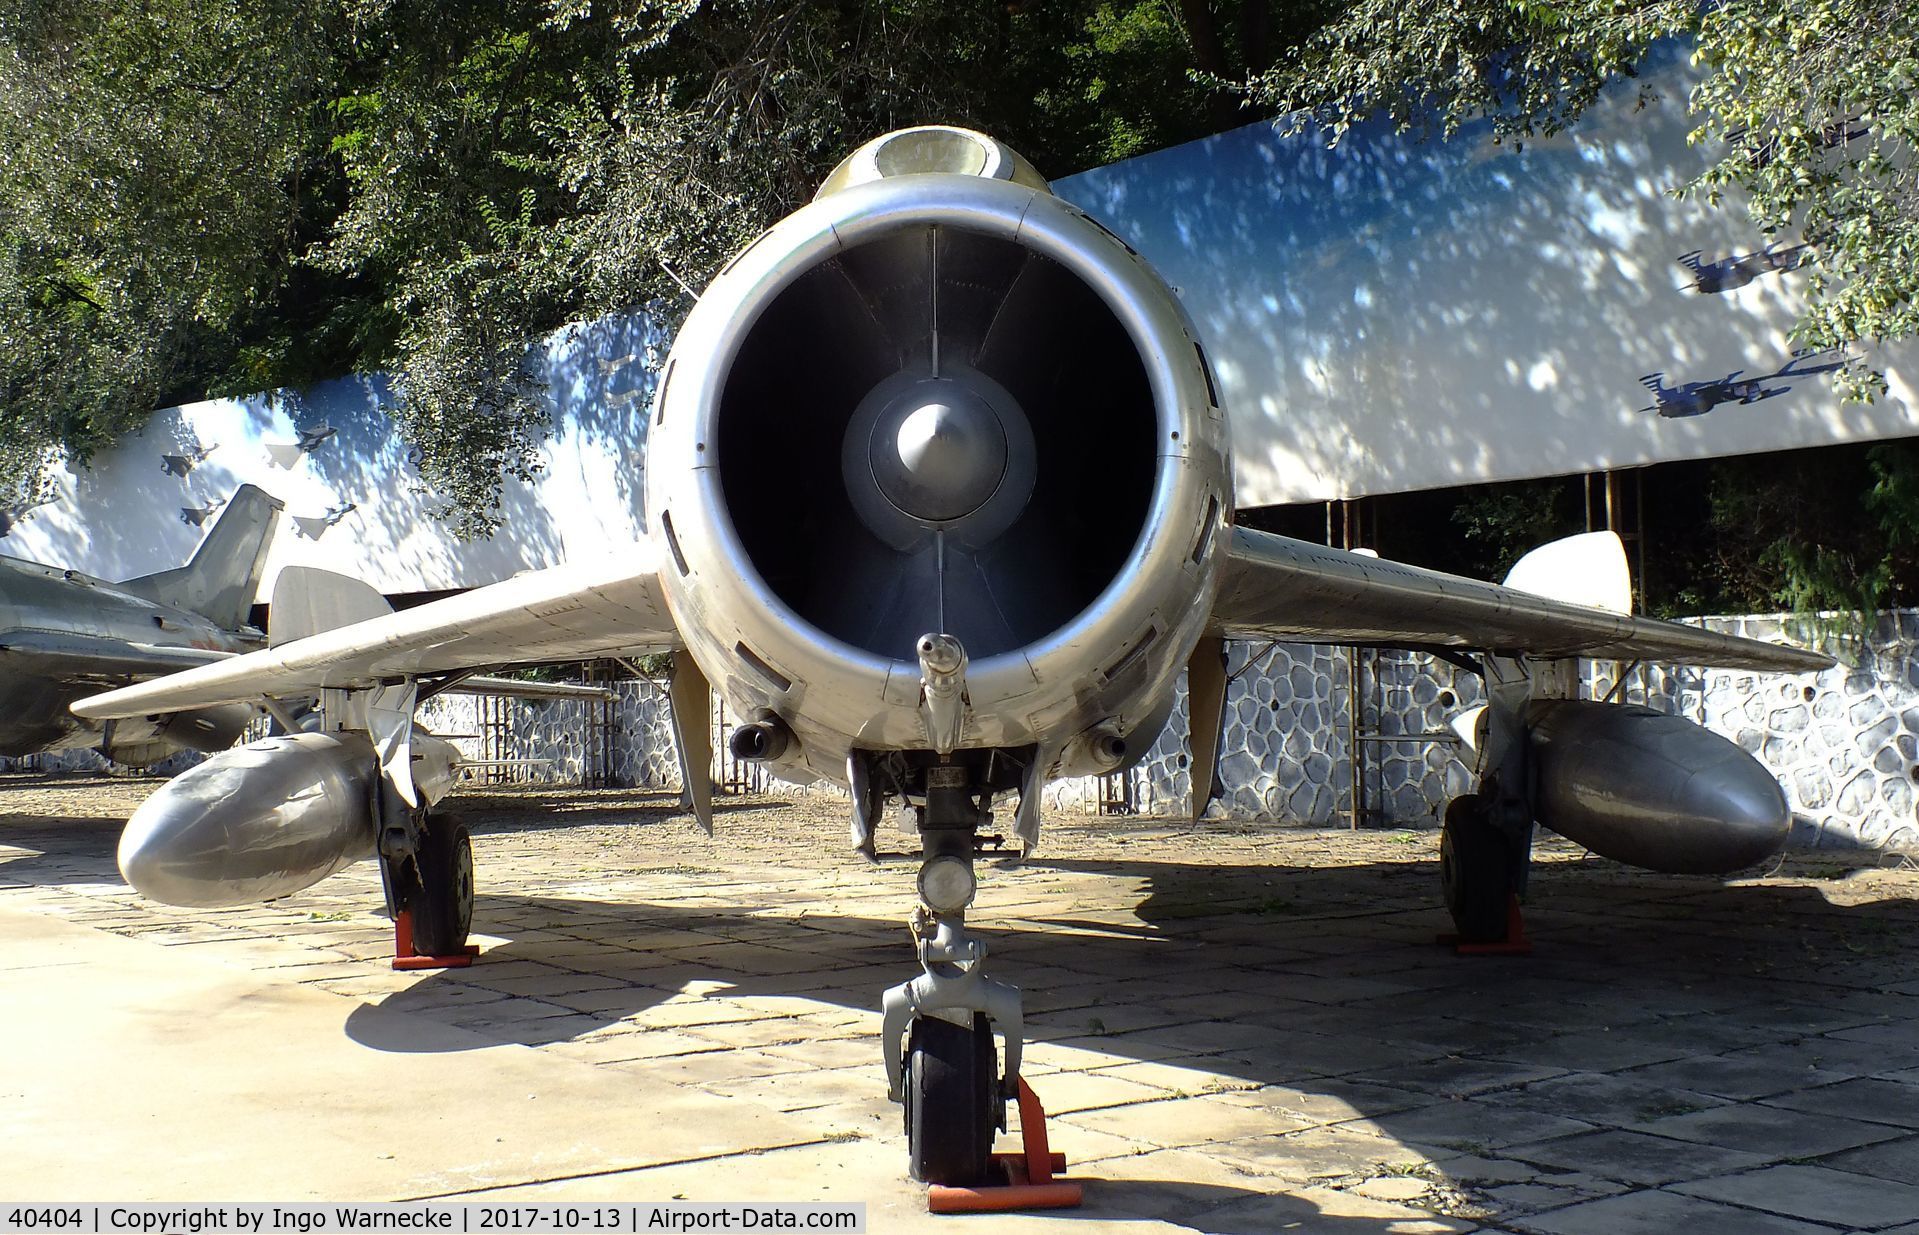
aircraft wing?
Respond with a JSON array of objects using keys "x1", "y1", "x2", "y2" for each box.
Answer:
[
  {"x1": 1209, "y1": 526, "x2": 1832, "y2": 673},
  {"x1": 74, "y1": 549, "x2": 679, "y2": 720}
]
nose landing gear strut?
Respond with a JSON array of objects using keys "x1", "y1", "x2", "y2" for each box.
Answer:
[
  {"x1": 879, "y1": 764, "x2": 1082, "y2": 1209},
  {"x1": 881, "y1": 852, "x2": 1023, "y2": 1185}
]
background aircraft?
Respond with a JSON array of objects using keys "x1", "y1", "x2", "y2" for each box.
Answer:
[
  {"x1": 1637, "y1": 370, "x2": 1786, "y2": 417},
  {"x1": 78, "y1": 126, "x2": 1831, "y2": 1187},
  {"x1": 292, "y1": 501, "x2": 358, "y2": 541},
  {"x1": 3, "y1": 484, "x2": 281, "y2": 766},
  {"x1": 1638, "y1": 347, "x2": 1849, "y2": 418},
  {"x1": 160, "y1": 442, "x2": 218, "y2": 478},
  {"x1": 1676, "y1": 243, "x2": 1810, "y2": 294},
  {"x1": 264, "y1": 423, "x2": 337, "y2": 469}
]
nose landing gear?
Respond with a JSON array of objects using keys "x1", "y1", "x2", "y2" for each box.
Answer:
[
  {"x1": 878, "y1": 751, "x2": 1080, "y2": 1206},
  {"x1": 881, "y1": 760, "x2": 1026, "y2": 1186},
  {"x1": 881, "y1": 892, "x2": 1023, "y2": 1185}
]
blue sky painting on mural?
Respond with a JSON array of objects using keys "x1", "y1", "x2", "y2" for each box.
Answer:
[{"x1": 1052, "y1": 44, "x2": 1918, "y2": 509}]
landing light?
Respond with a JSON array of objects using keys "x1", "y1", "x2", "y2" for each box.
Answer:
[{"x1": 917, "y1": 855, "x2": 977, "y2": 914}]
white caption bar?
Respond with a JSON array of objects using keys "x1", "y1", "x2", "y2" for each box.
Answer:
[{"x1": 0, "y1": 1206, "x2": 866, "y2": 1234}]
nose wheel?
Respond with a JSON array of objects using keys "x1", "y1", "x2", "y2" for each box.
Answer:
[
  {"x1": 883, "y1": 853, "x2": 1023, "y2": 1185},
  {"x1": 903, "y1": 1012, "x2": 1000, "y2": 1184}
]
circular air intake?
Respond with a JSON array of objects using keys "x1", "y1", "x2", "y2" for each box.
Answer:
[{"x1": 716, "y1": 222, "x2": 1158, "y2": 662}]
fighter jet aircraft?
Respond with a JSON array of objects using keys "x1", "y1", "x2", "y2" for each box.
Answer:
[
  {"x1": 1637, "y1": 370, "x2": 1788, "y2": 418},
  {"x1": 179, "y1": 499, "x2": 225, "y2": 528},
  {"x1": 3, "y1": 485, "x2": 282, "y2": 766},
  {"x1": 264, "y1": 423, "x2": 337, "y2": 469},
  {"x1": 1676, "y1": 243, "x2": 1810, "y2": 295},
  {"x1": 291, "y1": 501, "x2": 358, "y2": 541},
  {"x1": 76, "y1": 127, "x2": 1832, "y2": 1187},
  {"x1": 161, "y1": 442, "x2": 218, "y2": 478}
]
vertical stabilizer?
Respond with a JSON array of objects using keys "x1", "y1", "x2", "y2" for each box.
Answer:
[{"x1": 122, "y1": 484, "x2": 283, "y2": 631}]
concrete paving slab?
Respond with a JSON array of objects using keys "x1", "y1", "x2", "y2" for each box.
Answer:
[
  {"x1": 1514, "y1": 1187, "x2": 1837, "y2": 1235},
  {"x1": 0, "y1": 905, "x2": 826, "y2": 1200},
  {"x1": 1500, "y1": 1128, "x2": 1772, "y2": 1186},
  {"x1": 1203, "y1": 1124, "x2": 1455, "y2": 1184},
  {"x1": 1480, "y1": 1071, "x2": 1729, "y2": 1127},
  {"x1": 1761, "y1": 1075, "x2": 1919, "y2": 1128},
  {"x1": 1672, "y1": 1163, "x2": 1919, "y2": 1230},
  {"x1": 1478, "y1": 1027, "x2": 1699, "y2": 1073},
  {"x1": 1187, "y1": 1184, "x2": 1480, "y2": 1234},
  {"x1": 1483, "y1": 1181, "x2": 1587, "y2": 1213},
  {"x1": 1634, "y1": 1100, "x2": 1904, "y2": 1157},
  {"x1": 1819, "y1": 1132, "x2": 1919, "y2": 1183},
  {"x1": 1354, "y1": 1057, "x2": 1567, "y2": 1098},
  {"x1": 1622, "y1": 1050, "x2": 1853, "y2": 1100},
  {"x1": 1339, "y1": 1100, "x2": 1595, "y2": 1154},
  {"x1": 1062, "y1": 1093, "x2": 1316, "y2": 1147}
]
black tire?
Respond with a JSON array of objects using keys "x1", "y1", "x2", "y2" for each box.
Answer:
[
  {"x1": 1441, "y1": 795, "x2": 1515, "y2": 942},
  {"x1": 407, "y1": 814, "x2": 474, "y2": 956},
  {"x1": 903, "y1": 1013, "x2": 997, "y2": 1185}
]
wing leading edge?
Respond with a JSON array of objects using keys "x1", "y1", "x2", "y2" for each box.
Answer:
[
  {"x1": 74, "y1": 546, "x2": 680, "y2": 721},
  {"x1": 1209, "y1": 526, "x2": 1832, "y2": 674}
]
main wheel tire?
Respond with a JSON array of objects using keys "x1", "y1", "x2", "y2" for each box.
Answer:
[
  {"x1": 903, "y1": 1013, "x2": 997, "y2": 1185},
  {"x1": 1441, "y1": 795, "x2": 1515, "y2": 943},
  {"x1": 407, "y1": 814, "x2": 474, "y2": 956}
]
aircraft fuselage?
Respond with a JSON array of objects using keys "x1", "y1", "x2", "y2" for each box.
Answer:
[{"x1": 0, "y1": 556, "x2": 257, "y2": 759}]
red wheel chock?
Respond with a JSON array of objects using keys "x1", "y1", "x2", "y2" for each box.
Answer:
[
  {"x1": 391, "y1": 908, "x2": 480, "y2": 971},
  {"x1": 1438, "y1": 894, "x2": 1532, "y2": 956},
  {"x1": 927, "y1": 1076, "x2": 1084, "y2": 1213}
]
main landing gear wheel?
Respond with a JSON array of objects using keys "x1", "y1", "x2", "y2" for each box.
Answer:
[
  {"x1": 904, "y1": 1013, "x2": 999, "y2": 1185},
  {"x1": 406, "y1": 814, "x2": 474, "y2": 956},
  {"x1": 1441, "y1": 794, "x2": 1515, "y2": 943}
]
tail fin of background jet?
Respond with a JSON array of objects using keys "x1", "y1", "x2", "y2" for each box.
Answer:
[{"x1": 122, "y1": 484, "x2": 283, "y2": 631}]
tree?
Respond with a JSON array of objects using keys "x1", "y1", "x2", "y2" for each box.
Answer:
[
  {"x1": 0, "y1": 0, "x2": 1294, "y2": 535},
  {"x1": 0, "y1": 0, "x2": 347, "y2": 509}
]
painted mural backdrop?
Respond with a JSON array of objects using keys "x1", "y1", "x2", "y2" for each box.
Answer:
[
  {"x1": 1053, "y1": 48, "x2": 1919, "y2": 507},
  {"x1": 2, "y1": 313, "x2": 667, "y2": 595}
]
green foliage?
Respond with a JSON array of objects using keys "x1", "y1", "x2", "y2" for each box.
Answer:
[
  {"x1": 1238, "y1": 1, "x2": 1688, "y2": 145},
  {"x1": 0, "y1": 0, "x2": 345, "y2": 508},
  {"x1": 1646, "y1": 442, "x2": 1919, "y2": 634},
  {"x1": 1689, "y1": 2, "x2": 1919, "y2": 379},
  {"x1": 0, "y1": 0, "x2": 1291, "y2": 533},
  {"x1": 1450, "y1": 477, "x2": 1582, "y2": 581}
]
